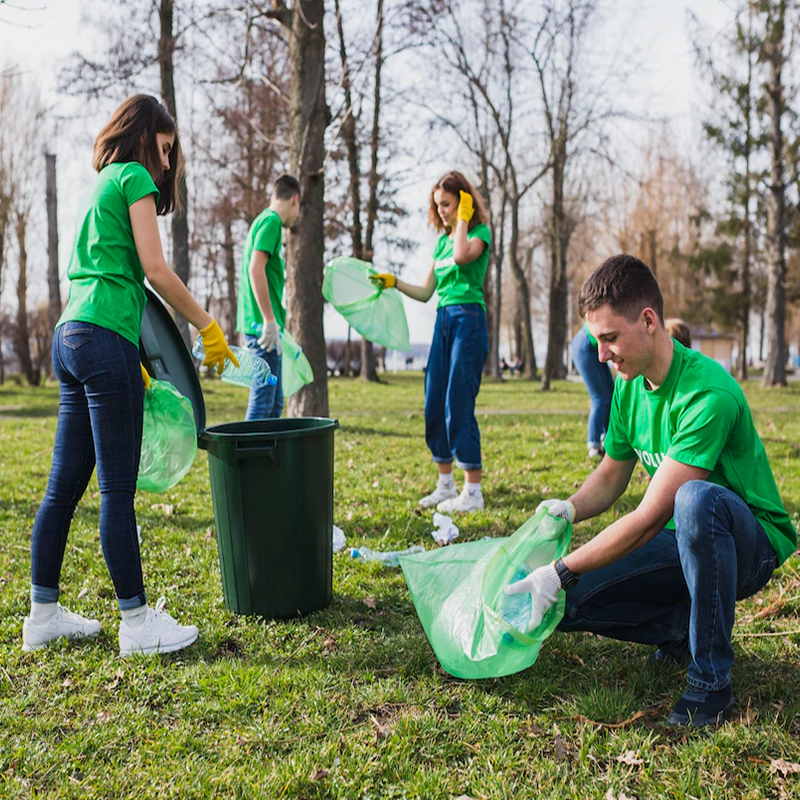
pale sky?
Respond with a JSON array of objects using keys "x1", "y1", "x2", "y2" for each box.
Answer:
[{"x1": 1, "y1": 0, "x2": 736, "y2": 350}]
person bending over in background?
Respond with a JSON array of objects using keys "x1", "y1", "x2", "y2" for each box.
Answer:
[
  {"x1": 371, "y1": 171, "x2": 491, "y2": 514},
  {"x1": 24, "y1": 95, "x2": 237, "y2": 657},
  {"x1": 236, "y1": 174, "x2": 301, "y2": 420},
  {"x1": 571, "y1": 320, "x2": 615, "y2": 459},
  {"x1": 665, "y1": 317, "x2": 692, "y2": 349},
  {"x1": 508, "y1": 254, "x2": 796, "y2": 727}
]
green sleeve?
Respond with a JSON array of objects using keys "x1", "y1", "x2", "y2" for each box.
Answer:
[
  {"x1": 468, "y1": 223, "x2": 491, "y2": 246},
  {"x1": 252, "y1": 214, "x2": 281, "y2": 256},
  {"x1": 603, "y1": 384, "x2": 636, "y2": 461},
  {"x1": 121, "y1": 163, "x2": 160, "y2": 206},
  {"x1": 667, "y1": 390, "x2": 739, "y2": 471}
]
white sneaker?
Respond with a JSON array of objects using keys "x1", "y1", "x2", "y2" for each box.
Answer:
[
  {"x1": 22, "y1": 605, "x2": 101, "y2": 652},
  {"x1": 588, "y1": 446, "x2": 604, "y2": 458},
  {"x1": 419, "y1": 483, "x2": 458, "y2": 508},
  {"x1": 437, "y1": 487, "x2": 484, "y2": 514},
  {"x1": 119, "y1": 597, "x2": 199, "y2": 656}
]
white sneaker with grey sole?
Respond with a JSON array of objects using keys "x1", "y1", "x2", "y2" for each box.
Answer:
[
  {"x1": 119, "y1": 597, "x2": 198, "y2": 656},
  {"x1": 437, "y1": 487, "x2": 484, "y2": 513},
  {"x1": 418, "y1": 484, "x2": 458, "y2": 508},
  {"x1": 22, "y1": 605, "x2": 101, "y2": 652}
]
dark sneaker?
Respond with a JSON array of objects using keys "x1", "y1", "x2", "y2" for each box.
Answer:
[
  {"x1": 666, "y1": 685, "x2": 734, "y2": 728},
  {"x1": 647, "y1": 637, "x2": 690, "y2": 667}
]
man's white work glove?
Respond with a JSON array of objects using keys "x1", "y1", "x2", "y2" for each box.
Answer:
[
  {"x1": 504, "y1": 563, "x2": 562, "y2": 634},
  {"x1": 536, "y1": 498, "x2": 576, "y2": 523},
  {"x1": 258, "y1": 319, "x2": 282, "y2": 355}
]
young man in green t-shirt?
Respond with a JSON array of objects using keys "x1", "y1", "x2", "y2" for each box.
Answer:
[
  {"x1": 507, "y1": 254, "x2": 797, "y2": 727},
  {"x1": 236, "y1": 174, "x2": 301, "y2": 420}
]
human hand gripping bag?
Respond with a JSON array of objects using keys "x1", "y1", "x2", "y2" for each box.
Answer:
[
  {"x1": 322, "y1": 256, "x2": 411, "y2": 352},
  {"x1": 399, "y1": 509, "x2": 571, "y2": 679},
  {"x1": 137, "y1": 378, "x2": 197, "y2": 493},
  {"x1": 280, "y1": 329, "x2": 314, "y2": 397}
]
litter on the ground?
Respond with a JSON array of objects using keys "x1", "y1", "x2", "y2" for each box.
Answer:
[
  {"x1": 332, "y1": 525, "x2": 346, "y2": 552},
  {"x1": 431, "y1": 512, "x2": 459, "y2": 545}
]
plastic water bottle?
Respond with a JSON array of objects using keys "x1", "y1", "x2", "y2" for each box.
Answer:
[
  {"x1": 498, "y1": 566, "x2": 532, "y2": 638},
  {"x1": 192, "y1": 337, "x2": 277, "y2": 389},
  {"x1": 350, "y1": 545, "x2": 425, "y2": 567}
]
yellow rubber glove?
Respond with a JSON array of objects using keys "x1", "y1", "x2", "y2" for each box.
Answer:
[
  {"x1": 199, "y1": 318, "x2": 239, "y2": 375},
  {"x1": 369, "y1": 273, "x2": 397, "y2": 289},
  {"x1": 140, "y1": 362, "x2": 151, "y2": 391},
  {"x1": 457, "y1": 190, "x2": 474, "y2": 224}
]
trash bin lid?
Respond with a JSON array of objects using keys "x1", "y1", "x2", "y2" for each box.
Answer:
[{"x1": 139, "y1": 287, "x2": 206, "y2": 435}]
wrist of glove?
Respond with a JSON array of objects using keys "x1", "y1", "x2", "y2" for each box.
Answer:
[
  {"x1": 258, "y1": 319, "x2": 282, "y2": 354},
  {"x1": 504, "y1": 563, "x2": 562, "y2": 634},
  {"x1": 457, "y1": 190, "x2": 475, "y2": 224},
  {"x1": 200, "y1": 318, "x2": 239, "y2": 375},
  {"x1": 140, "y1": 362, "x2": 151, "y2": 391},
  {"x1": 536, "y1": 498, "x2": 576, "y2": 524},
  {"x1": 369, "y1": 273, "x2": 397, "y2": 290}
]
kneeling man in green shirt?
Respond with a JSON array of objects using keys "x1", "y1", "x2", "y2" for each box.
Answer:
[{"x1": 507, "y1": 254, "x2": 797, "y2": 727}]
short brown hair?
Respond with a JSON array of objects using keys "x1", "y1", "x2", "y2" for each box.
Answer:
[
  {"x1": 93, "y1": 95, "x2": 183, "y2": 215},
  {"x1": 273, "y1": 173, "x2": 301, "y2": 201},
  {"x1": 428, "y1": 171, "x2": 489, "y2": 233},
  {"x1": 579, "y1": 254, "x2": 664, "y2": 324},
  {"x1": 665, "y1": 318, "x2": 692, "y2": 348}
]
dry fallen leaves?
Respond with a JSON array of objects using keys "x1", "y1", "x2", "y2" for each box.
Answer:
[
  {"x1": 770, "y1": 758, "x2": 800, "y2": 776},
  {"x1": 616, "y1": 750, "x2": 644, "y2": 767},
  {"x1": 309, "y1": 768, "x2": 330, "y2": 781},
  {"x1": 363, "y1": 597, "x2": 377, "y2": 609}
]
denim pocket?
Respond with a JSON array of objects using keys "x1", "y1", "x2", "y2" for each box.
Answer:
[{"x1": 62, "y1": 325, "x2": 94, "y2": 350}]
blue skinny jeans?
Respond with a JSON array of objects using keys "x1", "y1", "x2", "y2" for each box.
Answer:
[
  {"x1": 557, "y1": 481, "x2": 778, "y2": 691},
  {"x1": 31, "y1": 322, "x2": 146, "y2": 610},
  {"x1": 244, "y1": 335, "x2": 283, "y2": 420},
  {"x1": 571, "y1": 325, "x2": 614, "y2": 450},
  {"x1": 424, "y1": 304, "x2": 488, "y2": 471}
]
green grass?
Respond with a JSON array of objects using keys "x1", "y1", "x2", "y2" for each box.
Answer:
[{"x1": 1, "y1": 372, "x2": 799, "y2": 799}]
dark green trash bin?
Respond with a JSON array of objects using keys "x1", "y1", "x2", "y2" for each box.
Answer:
[
  {"x1": 139, "y1": 288, "x2": 338, "y2": 620},
  {"x1": 198, "y1": 418, "x2": 338, "y2": 618}
]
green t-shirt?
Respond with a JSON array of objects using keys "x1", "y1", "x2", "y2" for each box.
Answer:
[
  {"x1": 584, "y1": 321, "x2": 598, "y2": 347},
  {"x1": 432, "y1": 223, "x2": 491, "y2": 309},
  {"x1": 604, "y1": 341, "x2": 797, "y2": 564},
  {"x1": 236, "y1": 208, "x2": 286, "y2": 333},
  {"x1": 58, "y1": 162, "x2": 159, "y2": 346}
]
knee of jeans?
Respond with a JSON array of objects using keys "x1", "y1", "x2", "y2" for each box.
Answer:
[{"x1": 674, "y1": 480, "x2": 712, "y2": 518}]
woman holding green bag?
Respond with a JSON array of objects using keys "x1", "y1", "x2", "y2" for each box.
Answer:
[
  {"x1": 23, "y1": 95, "x2": 237, "y2": 656},
  {"x1": 372, "y1": 171, "x2": 491, "y2": 513}
]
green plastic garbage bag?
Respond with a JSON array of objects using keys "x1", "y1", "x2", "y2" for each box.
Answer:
[
  {"x1": 399, "y1": 510, "x2": 571, "y2": 679},
  {"x1": 322, "y1": 256, "x2": 411, "y2": 352},
  {"x1": 280, "y1": 329, "x2": 314, "y2": 397},
  {"x1": 137, "y1": 378, "x2": 197, "y2": 493}
]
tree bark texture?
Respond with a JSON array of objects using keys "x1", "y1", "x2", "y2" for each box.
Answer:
[
  {"x1": 159, "y1": 0, "x2": 191, "y2": 347},
  {"x1": 14, "y1": 211, "x2": 36, "y2": 385},
  {"x1": 222, "y1": 216, "x2": 237, "y2": 342},
  {"x1": 762, "y1": 0, "x2": 787, "y2": 387},
  {"x1": 45, "y1": 154, "x2": 61, "y2": 333},
  {"x1": 542, "y1": 149, "x2": 569, "y2": 390},
  {"x1": 280, "y1": 0, "x2": 330, "y2": 416}
]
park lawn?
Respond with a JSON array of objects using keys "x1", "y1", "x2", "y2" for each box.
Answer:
[{"x1": 0, "y1": 372, "x2": 798, "y2": 799}]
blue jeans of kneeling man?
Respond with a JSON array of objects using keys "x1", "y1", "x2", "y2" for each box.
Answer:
[
  {"x1": 244, "y1": 335, "x2": 283, "y2": 420},
  {"x1": 557, "y1": 480, "x2": 778, "y2": 691}
]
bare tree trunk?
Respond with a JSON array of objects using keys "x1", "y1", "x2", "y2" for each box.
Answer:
[
  {"x1": 222, "y1": 216, "x2": 237, "y2": 342},
  {"x1": 159, "y1": 0, "x2": 191, "y2": 347},
  {"x1": 271, "y1": 0, "x2": 329, "y2": 416},
  {"x1": 762, "y1": 0, "x2": 787, "y2": 387},
  {"x1": 45, "y1": 154, "x2": 61, "y2": 334},
  {"x1": 14, "y1": 211, "x2": 36, "y2": 385},
  {"x1": 360, "y1": 0, "x2": 385, "y2": 383},
  {"x1": 542, "y1": 149, "x2": 569, "y2": 390}
]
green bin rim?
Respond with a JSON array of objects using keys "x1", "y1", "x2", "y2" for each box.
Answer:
[{"x1": 199, "y1": 417, "x2": 339, "y2": 447}]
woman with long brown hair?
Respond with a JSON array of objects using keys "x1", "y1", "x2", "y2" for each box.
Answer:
[
  {"x1": 23, "y1": 95, "x2": 236, "y2": 656},
  {"x1": 372, "y1": 171, "x2": 491, "y2": 513}
]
